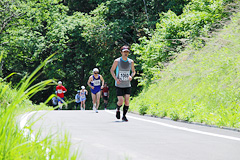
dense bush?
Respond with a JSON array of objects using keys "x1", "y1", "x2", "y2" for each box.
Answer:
[{"x1": 132, "y1": 0, "x2": 235, "y2": 85}]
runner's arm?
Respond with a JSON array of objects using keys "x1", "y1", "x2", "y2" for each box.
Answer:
[
  {"x1": 130, "y1": 60, "x2": 136, "y2": 80},
  {"x1": 87, "y1": 76, "x2": 93, "y2": 89},
  {"x1": 111, "y1": 60, "x2": 120, "y2": 80},
  {"x1": 111, "y1": 60, "x2": 121, "y2": 84},
  {"x1": 63, "y1": 86, "x2": 67, "y2": 93},
  {"x1": 100, "y1": 75, "x2": 104, "y2": 89}
]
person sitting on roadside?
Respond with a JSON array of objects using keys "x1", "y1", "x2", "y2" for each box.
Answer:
[{"x1": 75, "y1": 90, "x2": 81, "y2": 110}]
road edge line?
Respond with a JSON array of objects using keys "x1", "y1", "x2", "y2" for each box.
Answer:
[{"x1": 105, "y1": 110, "x2": 240, "y2": 142}]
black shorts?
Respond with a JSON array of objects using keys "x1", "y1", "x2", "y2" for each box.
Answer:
[
  {"x1": 103, "y1": 96, "x2": 108, "y2": 100},
  {"x1": 116, "y1": 87, "x2": 131, "y2": 96}
]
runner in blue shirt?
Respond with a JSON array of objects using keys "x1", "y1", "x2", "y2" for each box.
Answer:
[{"x1": 87, "y1": 68, "x2": 104, "y2": 113}]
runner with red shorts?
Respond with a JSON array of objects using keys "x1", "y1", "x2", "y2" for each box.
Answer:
[{"x1": 101, "y1": 83, "x2": 109, "y2": 110}]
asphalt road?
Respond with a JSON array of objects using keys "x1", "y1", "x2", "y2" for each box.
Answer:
[{"x1": 29, "y1": 110, "x2": 240, "y2": 160}]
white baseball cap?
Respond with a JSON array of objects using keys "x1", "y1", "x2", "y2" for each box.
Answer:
[
  {"x1": 81, "y1": 86, "x2": 85, "y2": 89},
  {"x1": 122, "y1": 48, "x2": 130, "y2": 52},
  {"x1": 58, "y1": 81, "x2": 62, "y2": 84},
  {"x1": 93, "y1": 68, "x2": 99, "y2": 73}
]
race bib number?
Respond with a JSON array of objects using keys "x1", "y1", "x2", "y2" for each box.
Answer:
[
  {"x1": 81, "y1": 95, "x2": 85, "y2": 98},
  {"x1": 57, "y1": 89, "x2": 63, "y2": 93},
  {"x1": 104, "y1": 92, "x2": 108, "y2": 96},
  {"x1": 93, "y1": 79, "x2": 101, "y2": 86},
  {"x1": 119, "y1": 71, "x2": 130, "y2": 81}
]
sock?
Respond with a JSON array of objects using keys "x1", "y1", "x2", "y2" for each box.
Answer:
[
  {"x1": 116, "y1": 104, "x2": 121, "y2": 111},
  {"x1": 123, "y1": 105, "x2": 129, "y2": 117},
  {"x1": 59, "y1": 103, "x2": 62, "y2": 109}
]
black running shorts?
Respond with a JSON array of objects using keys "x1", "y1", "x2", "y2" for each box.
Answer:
[
  {"x1": 103, "y1": 96, "x2": 108, "y2": 100},
  {"x1": 116, "y1": 87, "x2": 131, "y2": 96}
]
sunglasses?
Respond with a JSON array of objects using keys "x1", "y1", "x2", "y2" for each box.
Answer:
[{"x1": 94, "y1": 72, "x2": 98, "y2": 74}]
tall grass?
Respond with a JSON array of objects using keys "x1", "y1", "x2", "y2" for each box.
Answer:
[
  {"x1": 0, "y1": 54, "x2": 79, "y2": 159},
  {"x1": 130, "y1": 12, "x2": 240, "y2": 129}
]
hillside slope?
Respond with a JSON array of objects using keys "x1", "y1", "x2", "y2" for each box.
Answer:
[{"x1": 130, "y1": 12, "x2": 240, "y2": 129}]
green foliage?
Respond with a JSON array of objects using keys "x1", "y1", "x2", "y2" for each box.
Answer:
[
  {"x1": 0, "y1": 0, "x2": 189, "y2": 106},
  {"x1": 130, "y1": 12, "x2": 240, "y2": 128},
  {"x1": 1, "y1": 0, "x2": 69, "y2": 101},
  {"x1": 63, "y1": 0, "x2": 105, "y2": 14},
  {"x1": 0, "y1": 55, "x2": 79, "y2": 159},
  {"x1": 138, "y1": 101, "x2": 149, "y2": 115},
  {"x1": 132, "y1": 0, "x2": 234, "y2": 85}
]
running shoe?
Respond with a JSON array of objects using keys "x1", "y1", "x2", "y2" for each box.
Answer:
[
  {"x1": 116, "y1": 110, "x2": 120, "y2": 119},
  {"x1": 122, "y1": 116, "x2": 128, "y2": 122},
  {"x1": 95, "y1": 110, "x2": 98, "y2": 113}
]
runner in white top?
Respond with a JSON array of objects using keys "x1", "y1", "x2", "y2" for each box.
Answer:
[{"x1": 80, "y1": 86, "x2": 88, "y2": 110}]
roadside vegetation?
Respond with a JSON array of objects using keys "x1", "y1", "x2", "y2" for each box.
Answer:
[
  {"x1": 0, "y1": 56, "x2": 79, "y2": 159},
  {"x1": 130, "y1": 12, "x2": 240, "y2": 129}
]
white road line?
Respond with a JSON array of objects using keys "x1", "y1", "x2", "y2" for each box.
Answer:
[
  {"x1": 105, "y1": 110, "x2": 240, "y2": 142},
  {"x1": 73, "y1": 138, "x2": 83, "y2": 141},
  {"x1": 20, "y1": 111, "x2": 36, "y2": 141},
  {"x1": 20, "y1": 111, "x2": 51, "y2": 160},
  {"x1": 20, "y1": 111, "x2": 36, "y2": 129}
]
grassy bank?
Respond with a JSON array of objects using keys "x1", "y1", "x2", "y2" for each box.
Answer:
[
  {"x1": 0, "y1": 56, "x2": 79, "y2": 159},
  {"x1": 130, "y1": 12, "x2": 240, "y2": 129}
]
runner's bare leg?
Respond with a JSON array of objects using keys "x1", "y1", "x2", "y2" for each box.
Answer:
[
  {"x1": 83, "y1": 100, "x2": 86, "y2": 110},
  {"x1": 96, "y1": 92, "x2": 101, "y2": 110},
  {"x1": 91, "y1": 93, "x2": 97, "y2": 110}
]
